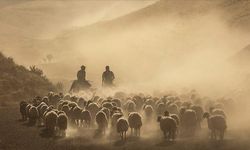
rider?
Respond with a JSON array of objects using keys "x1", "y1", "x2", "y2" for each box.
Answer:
[
  {"x1": 69, "y1": 65, "x2": 90, "y2": 92},
  {"x1": 77, "y1": 65, "x2": 86, "y2": 82},
  {"x1": 102, "y1": 65, "x2": 115, "y2": 87}
]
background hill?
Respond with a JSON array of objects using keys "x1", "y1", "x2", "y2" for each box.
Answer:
[
  {"x1": 0, "y1": 52, "x2": 55, "y2": 105},
  {"x1": 39, "y1": 0, "x2": 250, "y2": 88}
]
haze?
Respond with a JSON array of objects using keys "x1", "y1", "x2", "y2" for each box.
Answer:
[{"x1": 1, "y1": 0, "x2": 250, "y2": 98}]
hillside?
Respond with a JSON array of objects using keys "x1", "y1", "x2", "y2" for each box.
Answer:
[{"x1": 0, "y1": 52, "x2": 55, "y2": 105}]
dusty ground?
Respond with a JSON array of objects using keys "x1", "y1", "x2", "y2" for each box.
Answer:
[{"x1": 0, "y1": 105, "x2": 250, "y2": 150}]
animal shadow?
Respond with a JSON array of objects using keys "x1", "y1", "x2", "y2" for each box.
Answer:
[
  {"x1": 39, "y1": 128, "x2": 55, "y2": 138},
  {"x1": 93, "y1": 129, "x2": 104, "y2": 139},
  {"x1": 113, "y1": 140, "x2": 126, "y2": 147},
  {"x1": 22, "y1": 121, "x2": 36, "y2": 127},
  {"x1": 156, "y1": 140, "x2": 175, "y2": 147}
]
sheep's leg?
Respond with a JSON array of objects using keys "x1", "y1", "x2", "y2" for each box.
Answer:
[
  {"x1": 220, "y1": 130, "x2": 224, "y2": 140},
  {"x1": 211, "y1": 129, "x2": 215, "y2": 140},
  {"x1": 131, "y1": 128, "x2": 133, "y2": 136},
  {"x1": 125, "y1": 131, "x2": 127, "y2": 140}
]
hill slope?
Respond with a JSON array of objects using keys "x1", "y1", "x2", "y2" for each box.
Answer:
[{"x1": 0, "y1": 52, "x2": 55, "y2": 104}]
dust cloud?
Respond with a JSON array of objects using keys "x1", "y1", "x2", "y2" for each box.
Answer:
[{"x1": 2, "y1": 0, "x2": 250, "y2": 142}]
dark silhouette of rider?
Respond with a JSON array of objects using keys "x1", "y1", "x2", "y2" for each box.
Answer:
[
  {"x1": 102, "y1": 65, "x2": 115, "y2": 87},
  {"x1": 70, "y1": 65, "x2": 90, "y2": 92},
  {"x1": 77, "y1": 65, "x2": 86, "y2": 81}
]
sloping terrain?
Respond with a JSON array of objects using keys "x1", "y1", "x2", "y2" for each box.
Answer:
[{"x1": 0, "y1": 52, "x2": 55, "y2": 104}]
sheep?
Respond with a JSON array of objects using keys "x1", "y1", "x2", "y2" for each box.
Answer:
[
  {"x1": 156, "y1": 103, "x2": 166, "y2": 115},
  {"x1": 111, "y1": 113, "x2": 123, "y2": 128},
  {"x1": 45, "y1": 111, "x2": 58, "y2": 135},
  {"x1": 63, "y1": 94, "x2": 71, "y2": 100},
  {"x1": 95, "y1": 111, "x2": 108, "y2": 135},
  {"x1": 167, "y1": 104, "x2": 179, "y2": 115},
  {"x1": 170, "y1": 114, "x2": 180, "y2": 126},
  {"x1": 38, "y1": 104, "x2": 49, "y2": 126},
  {"x1": 28, "y1": 106, "x2": 39, "y2": 125},
  {"x1": 81, "y1": 110, "x2": 91, "y2": 127},
  {"x1": 157, "y1": 115, "x2": 177, "y2": 141},
  {"x1": 203, "y1": 112, "x2": 227, "y2": 140},
  {"x1": 145, "y1": 99, "x2": 155, "y2": 108},
  {"x1": 68, "y1": 102, "x2": 78, "y2": 109},
  {"x1": 180, "y1": 109, "x2": 198, "y2": 137},
  {"x1": 102, "y1": 102, "x2": 113, "y2": 110},
  {"x1": 191, "y1": 105, "x2": 204, "y2": 129},
  {"x1": 61, "y1": 105, "x2": 70, "y2": 116},
  {"x1": 72, "y1": 106, "x2": 82, "y2": 127},
  {"x1": 128, "y1": 112, "x2": 142, "y2": 137},
  {"x1": 78, "y1": 97, "x2": 87, "y2": 108},
  {"x1": 110, "y1": 106, "x2": 123, "y2": 116},
  {"x1": 100, "y1": 107, "x2": 111, "y2": 121},
  {"x1": 143, "y1": 105, "x2": 154, "y2": 120},
  {"x1": 19, "y1": 101, "x2": 28, "y2": 121},
  {"x1": 210, "y1": 108, "x2": 226, "y2": 118},
  {"x1": 57, "y1": 113, "x2": 68, "y2": 137},
  {"x1": 42, "y1": 96, "x2": 49, "y2": 105},
  {"x1": 125, "y1": 100, "x2": 136, "y2": 113},
  {"x1": 117, "y1": 118, "x2": 129, "y2": 140},
  {"x1": 132, "y1": 95, "x2": 144, "y2": 110},
  {"x1": 86, "y1": 103, "x2": 99, "y2": 124}
]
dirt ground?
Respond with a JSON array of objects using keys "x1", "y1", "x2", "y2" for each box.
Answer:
[{"x1": 0, "y1": 105, "x2": 250, "y2": 150}]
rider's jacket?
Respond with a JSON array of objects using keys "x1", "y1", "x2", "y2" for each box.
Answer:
[{"x1": 77, "y1": 69, "x2": 86, "y2": 81}]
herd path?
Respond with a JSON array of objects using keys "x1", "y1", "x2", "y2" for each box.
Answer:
[{"x1": 0, "y1": 105, "x2": 250, "y2": 150}]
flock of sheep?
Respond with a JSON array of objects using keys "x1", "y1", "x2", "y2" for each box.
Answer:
[{"x1": 19, "y1": 90, "x2": 231, "y2": 142}]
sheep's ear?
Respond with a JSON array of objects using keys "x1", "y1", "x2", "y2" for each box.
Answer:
[{"x1": 157, "y1": 116, "x2": 162, "y2": 122}]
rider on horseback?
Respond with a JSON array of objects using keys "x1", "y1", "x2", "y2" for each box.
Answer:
[{"x1": 69, "y1": 65, "x2": 91, "y2": 92}]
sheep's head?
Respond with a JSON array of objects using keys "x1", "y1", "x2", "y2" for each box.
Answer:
[{"x1": 203, "y1": 112, "x2": 210, "y2": 119}]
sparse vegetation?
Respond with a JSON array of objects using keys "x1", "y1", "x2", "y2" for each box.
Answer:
[{"x1": 0, "y1": 52, "x2": 55, "y2": 103}]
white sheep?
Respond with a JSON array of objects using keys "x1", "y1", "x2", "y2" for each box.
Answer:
[
  {"x1": 203, "y1": 112, "x2": 227, "y2": 140},
  {"x1": 143, "y1": 105, "x2": 154, "y2": 120},
  {"x1": 95, "y1": 111, "x2": 108, "y2": 135}
]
